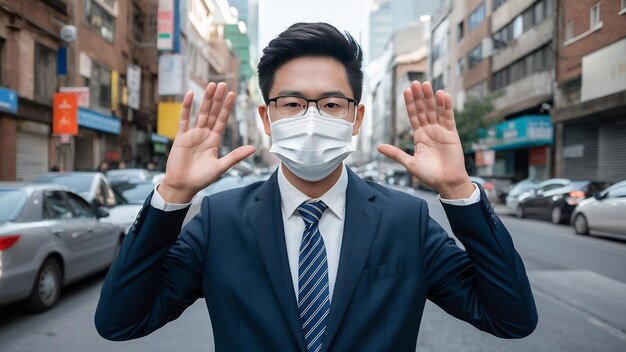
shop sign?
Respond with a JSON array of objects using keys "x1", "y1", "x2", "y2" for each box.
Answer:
[
  {"x1": 53, "y1": 93, "x2": 78, "y2": 135},
  {"x1": 0, "y1": 86, "x2": 18, "y2": 114},
  {"x1": 78, "y1": 108, "x2": 121, "y2": 135},
  {"x1": 482, "y1": 115, "x2": 553, "y2": 151},
  {"x1": 157, "y1": 102, "x2": 182, "y2": 140},
  {"x1": 60, "y1": 87, "x2": 90, "y2": 107}
]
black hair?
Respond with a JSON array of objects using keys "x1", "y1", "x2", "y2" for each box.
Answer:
[{"x1": 257, "y1": 22, "x2": 364, "y2": 103}]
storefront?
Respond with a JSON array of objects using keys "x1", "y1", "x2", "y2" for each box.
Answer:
[
  {"x1": 74, "y1": 108, "x2": 121, "y2": 170},
  {"x1": 561, "y1": 117, "x2": 626, "y2": 183},
  {"x1": 476, "y1": 115, "x2": 553, "y2": 181}
]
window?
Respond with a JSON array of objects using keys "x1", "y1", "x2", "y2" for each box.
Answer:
[
  {"x1": 85, "y1": 0, "x2": 115, "y2": 42},
  {"x1": 607, "y1": 184, "x2": 626, "y2": 198},
  {"x1": 493, "y1": 0, "x2": 507, "y2": 11},
  {"x1": 65, "y1": 192, "x2": 95, "y2": 218},
  {"x1": 44, "y1": 191, "x2": 73, "y2": 220},
  {"x1": 565, "y1": 21, "x2": 574, "y2": 41},
  {"x1": 131, "y1": 2, "x2": 145, "y2": 43},
  {"x1": 534, "y1": 1, "x2": 545, "y2": 24},
  {"x1": 407, "y1": 71, "x2": 424, "y2": 82},
  {"x1": 522, "y1": 7, "x2": 534, "y2": 31},
  {"x1": 467, "y1": 80, "x2": 488, "y2": 99},
  {"x1": 490, "y1": 45, "x2": 553, "y2": 90},
  {"x1": 89, "y1": 62, "x2": 112, "y2": 110},
  {"x1": 622, "y1": 0, "x2": 626, "y2": 12},
  {"x1": 492, "y1": 68, "x2": 509, "y2": 91},
  {"x1": 432, "y1": 74, "x2": 444, "y2": 92},
  {"x1": 590, "y1": 3, "x2": 600, "y2": 28},
  {"x1": 468, "y1": 2, "x2": 486, "y2": 31},
  {"x1": 457, "y1": 21, "x2": 464, "y2": 41},
  {"x1": 457, "y1": 58, "x2": 465, "y2": 77},
  {"x1": 468, "y1": 45, "x2": 482, "y2": 68},
  {"x1": 512, "y1": 15, "x2": 523, "y2": 38},
  {"x1": 34, "y1": 43, "x2": 57, "y2": 103}
]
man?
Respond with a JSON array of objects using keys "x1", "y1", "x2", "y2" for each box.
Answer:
[{"x1": 95, "y1": 23, "x2": 537, "y2": 351}]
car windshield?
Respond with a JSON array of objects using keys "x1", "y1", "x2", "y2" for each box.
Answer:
[
  {"x1": 0, "y1": 189, "x2": 28, "y2": 221},
  {"x1": 112, "y1": 182, "x2": 154, "y2": 204},
  {"x1": 35, "y1": 175, "x2": 93, "y2": 195},
  {"x1": 509, "y1": 180, "x2": 538, "y2": 196}
]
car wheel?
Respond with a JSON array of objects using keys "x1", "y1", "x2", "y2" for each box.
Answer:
[
  {"x1": 516, "y1": 205, "x2": 525, "y2": 218},
  {"x1": 551, "y1": 206, "x2": 563, "y2": 224},
  {"x1": 574, "y1": 214, "x2": 590, "y2": 235},
  {"x1": 25, "y1": 258, "x2": 62, "y2": 313}
]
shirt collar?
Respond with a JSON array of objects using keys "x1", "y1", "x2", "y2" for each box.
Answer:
[{"x1": 277, "y1": 163, "x2": 348, "y2": 221}]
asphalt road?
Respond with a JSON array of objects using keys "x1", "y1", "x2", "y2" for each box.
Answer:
[{"x1": 1, "y1": 186, "x2": 625, "y2": 351}]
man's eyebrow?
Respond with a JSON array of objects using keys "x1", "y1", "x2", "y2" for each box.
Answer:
[{"x1": 275, "y1": 90, "x2": 348, "y2": 98}]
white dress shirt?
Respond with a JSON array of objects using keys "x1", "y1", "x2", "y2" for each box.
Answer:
[{"x1": 150, "y1": 164, "x2": 481, "y2": 302}]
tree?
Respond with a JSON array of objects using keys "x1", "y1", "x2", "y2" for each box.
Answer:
[{"x1": 453, "y1": 94, "x2": 501, "y2": 152}]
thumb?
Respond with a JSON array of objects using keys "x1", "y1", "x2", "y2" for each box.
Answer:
[
  {"x1": 216, "y1": 145, "x2": 256, "y2": 175},
  {"x1": 377, "y1": 144, "x2": 414, "y2": 170}
]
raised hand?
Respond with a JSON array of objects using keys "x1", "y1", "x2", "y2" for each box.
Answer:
[
  {"x1": 378, "y1": 81, "x2": 474, "y2": 199},
  {"x1": 159, "y1": 82, "x2": 256, "y2": 203}
]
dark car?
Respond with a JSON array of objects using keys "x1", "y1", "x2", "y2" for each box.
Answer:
[{"x1": 516, "y1": 179, "x2": 609, "y2": 224}]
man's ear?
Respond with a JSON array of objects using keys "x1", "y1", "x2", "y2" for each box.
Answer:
[
  {"x1": 352, "y1": 104, "x2": 365, "y2": 136},
  {"x1": 258, "y1": 104, "x2": 271, "y2": 136}
]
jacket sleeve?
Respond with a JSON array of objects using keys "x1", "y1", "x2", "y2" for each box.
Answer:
[
  {"x1": 423, "y1": 186, "x2": 538, "y2": 338},
  {"x1": 94, "y1": 193, "x2": 210, "y2": 341}
]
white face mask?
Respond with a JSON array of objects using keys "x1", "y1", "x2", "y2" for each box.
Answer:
[{"x1": 269, "y1": 109, "x2": 355, "y2": 182}]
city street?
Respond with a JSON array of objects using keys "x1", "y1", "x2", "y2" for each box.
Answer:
[{"x1": 0, "y1": 186, "x2": 625, "y2": 352}]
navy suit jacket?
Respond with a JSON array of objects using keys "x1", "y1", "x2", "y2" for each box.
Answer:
[{"x1": 95, "y1": 168, "x2": 537, "y2": 351}]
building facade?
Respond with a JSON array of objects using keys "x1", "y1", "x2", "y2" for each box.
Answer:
[{"x1": 553, "y1": 0, "x2": 626, "y2": 183}]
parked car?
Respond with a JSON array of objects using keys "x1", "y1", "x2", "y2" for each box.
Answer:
[
  {"x1": 571, "y1": 180, "x2": 626, "y2": 237},
  {"x1": 106, "y1": 181, "x2": 155, "y2": 235},
  {"x1": 516, "y1": 178, "x2": 609, "y2": 224},
  {"x1": 106, "y1": 168, "x2": 153, "y2": 183},
  {"x1": 34, "y1": 172, "x2": 117, "y2": 209},
  {"x1": 468, "y1": 176, "x2": 497, "y2": 201},
  {"x1": 506, "y1": 179, "x2": 540, "y2": 211},
  {"x1": 183, "y1": 174, "x2": 261, "y2": 225},
  {"x1": 0, "y1": 183, "x2": 122, "y2": 312}
]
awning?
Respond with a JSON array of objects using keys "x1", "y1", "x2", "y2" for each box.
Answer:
[
  {"x1": 78, "y1": 108, "x2": 121, "y2": 135},
  {"x1": 480, "y1": 115, "x2": 553, "y2": 151}
]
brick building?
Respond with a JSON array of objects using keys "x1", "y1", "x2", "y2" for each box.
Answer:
[{"x1": 552, "y1": 0, "x2": 626, "y2": 183}]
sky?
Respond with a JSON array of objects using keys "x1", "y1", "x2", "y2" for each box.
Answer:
[{"x1": 257, "y1": 0, "x2": 370, "y2": 60}]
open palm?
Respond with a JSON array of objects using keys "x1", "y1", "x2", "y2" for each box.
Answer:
[
  {"x1": 378, "y1": 81, "x2": 472, "y2": 198},
  {"x1": 160, "y1": 82, "x2": 255, "y2": 203}
]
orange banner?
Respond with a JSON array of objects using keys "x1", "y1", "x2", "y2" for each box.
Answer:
[{"x1": 53, "y1": 93, "x2": 78, "y2": 135}]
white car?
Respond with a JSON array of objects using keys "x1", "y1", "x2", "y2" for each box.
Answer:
[
  {"x1": 106, "y1": 182, "x2": 156, "y2": 235},
  {"x1": 505, "y1": 179, "x2": 539, "y2": 211},
  {"x1": 571, "y1": 180, "x2": 626, "y2": 237}
]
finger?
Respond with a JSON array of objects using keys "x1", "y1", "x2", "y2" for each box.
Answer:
[
  {"x1": 216, "y1": 145, "x2": 256, "y2": 175},
  {"x1": 442, "y1": 93, "x2": 457, "y2": 131},
  {"x1": 196, "y1": 83, "x2": 217, "y2": 128},
  {"x1": 206, "y1": 83, "x2": 227, "y2": 129},
  {"x1": 411, "y1": 82, "x2": 429, "y2": 126},
  {"x1": 177, "y1": 91, "x2": 194, "y2": 135},
  {"x1": 377, "y1": 144, "x2": 414, "y2": 170},
  {"x1": 210, "y1": 92, "x2": 236, "y2": 141},
  {"x1": 435, "y1": 90, "x2": 446, "y2": 125},
  {"x1": 421, "y1": 82, "x2": 438, "y2": 125},
  {"x1": 403, "y1": 88, "x2": 421, "y2": 129}
]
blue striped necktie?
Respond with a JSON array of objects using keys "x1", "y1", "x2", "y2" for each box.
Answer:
[{"x1": 297, "y1": 200, "x2": 330, "y2": 352}]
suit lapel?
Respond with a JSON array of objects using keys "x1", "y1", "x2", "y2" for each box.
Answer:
[
  {"x1": 322, "y1": 169, "x2": 381, "y2": 351},
  {"x1": 247, "y1": 172, "x2": 307, "y2": 351}
]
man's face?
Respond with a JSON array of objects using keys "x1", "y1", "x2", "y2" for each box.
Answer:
[{"x1": 258, "y1": 56, "x2": 364, "y2": 136}]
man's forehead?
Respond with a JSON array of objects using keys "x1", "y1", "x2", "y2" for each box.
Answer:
[{"x1": 269, "y1": 56, "x2": 352, "y2": 98}]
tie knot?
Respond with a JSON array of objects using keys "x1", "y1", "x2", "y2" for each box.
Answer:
[{"x1": 297, "y1": 200, "x2": 327, "y2": 225}]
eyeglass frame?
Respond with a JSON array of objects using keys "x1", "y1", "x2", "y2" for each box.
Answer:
[{"x1": 267, "y1": 95, "x2": 358, "y2": 120}]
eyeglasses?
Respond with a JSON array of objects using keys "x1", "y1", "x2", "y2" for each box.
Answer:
[{"x1": 268, "y1": 95, "x2": 357, "y2": 120}]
